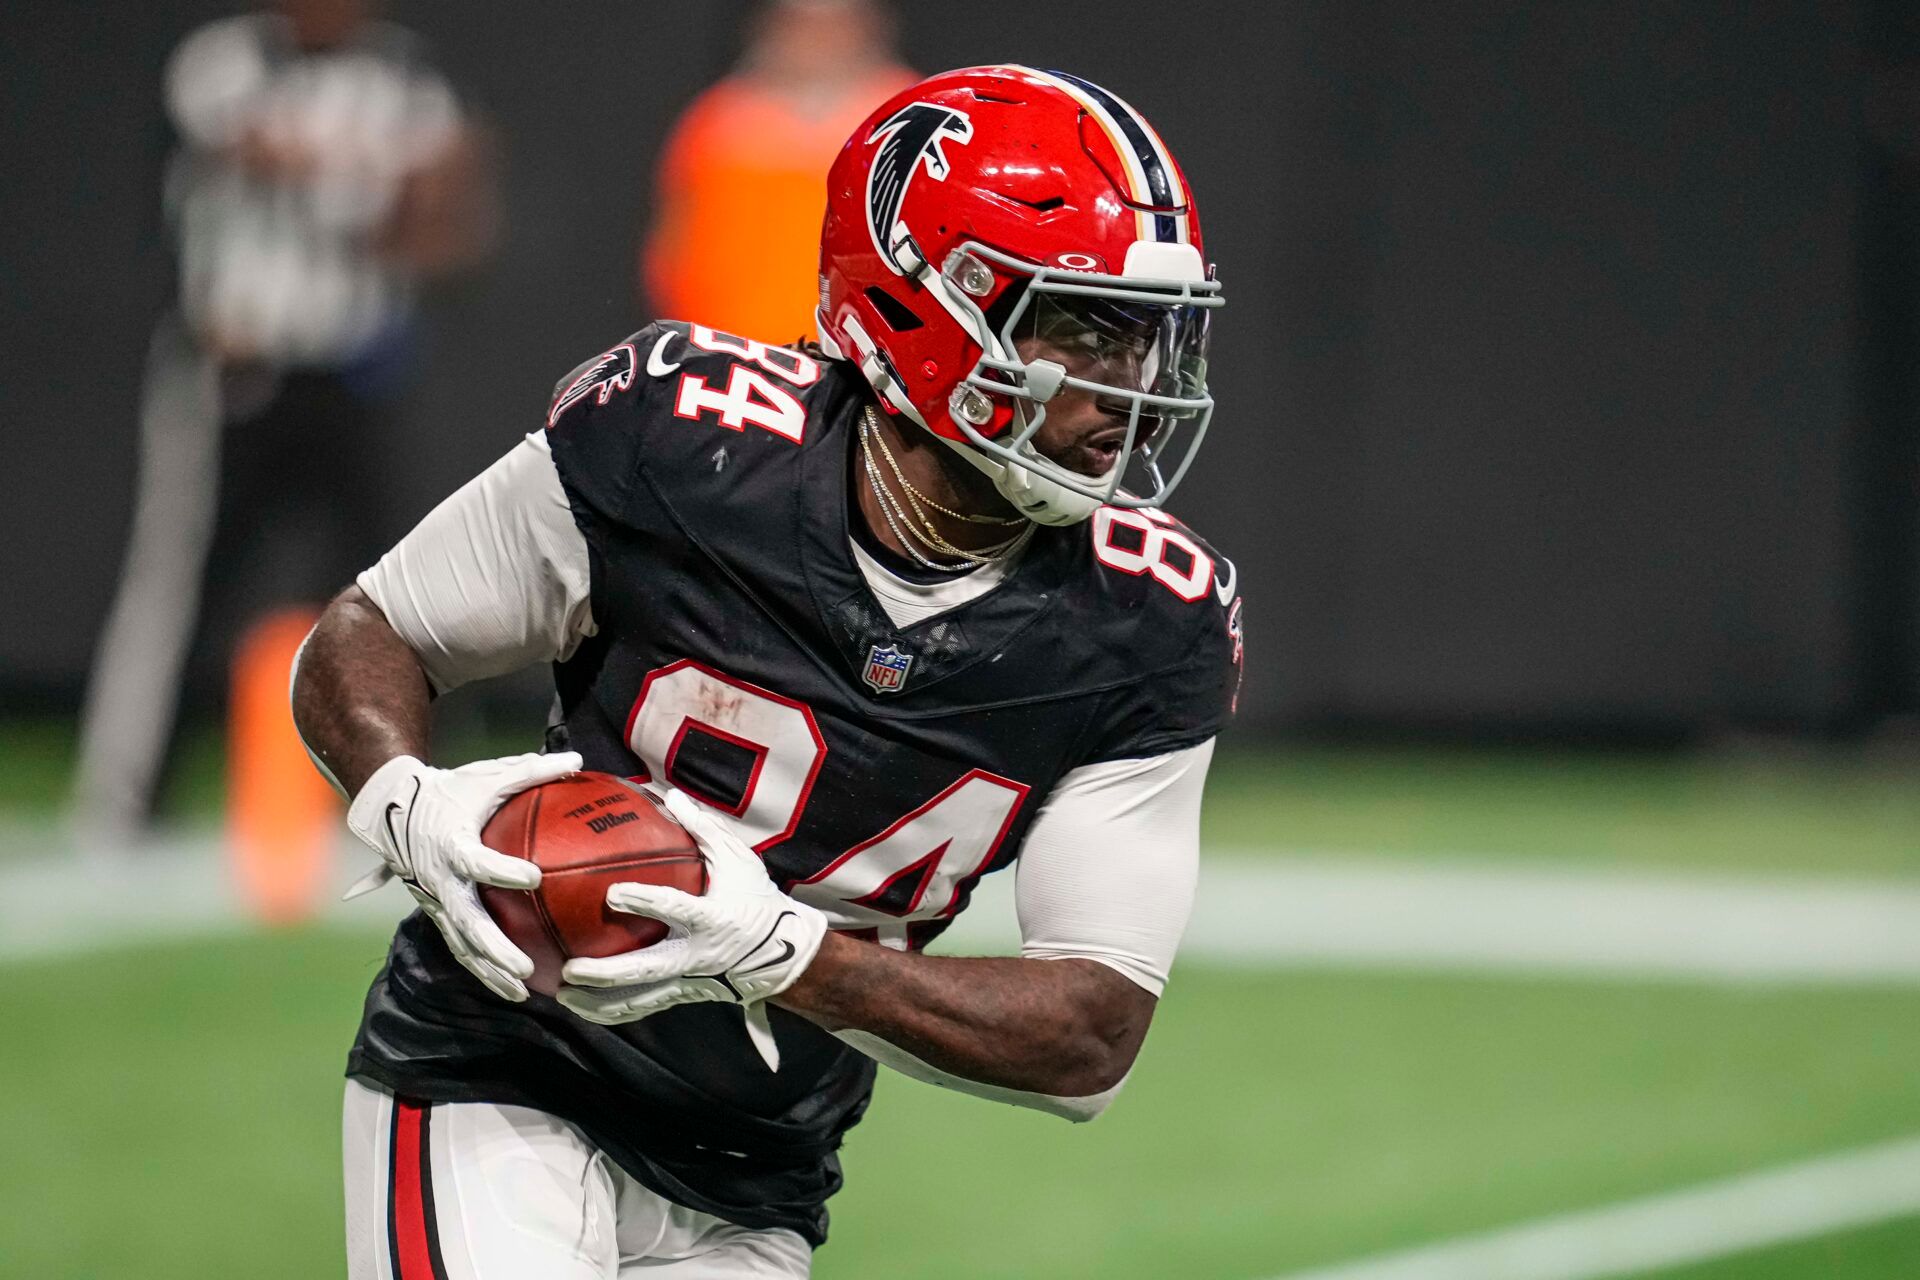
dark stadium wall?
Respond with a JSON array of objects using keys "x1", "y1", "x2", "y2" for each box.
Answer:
[{"x1": 2, "y1": 0, "x2": 1904, "y2": 738}]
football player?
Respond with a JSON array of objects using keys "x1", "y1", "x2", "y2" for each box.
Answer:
[{"x1": 293, "y1": 65, "x2": 1240, "y2": 1279}]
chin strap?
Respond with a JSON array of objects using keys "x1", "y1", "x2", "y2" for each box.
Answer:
[
  {"x1": 822, "y1": 304, "x2": 1102, "y2": 527},
  {"x1": 933, "y1": 429, "x2": 1102, "y2": 527}
]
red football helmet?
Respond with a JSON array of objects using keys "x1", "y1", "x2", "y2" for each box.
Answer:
[{"x1": 818, "y1": 65, "x2": 1223, "y2": 525}]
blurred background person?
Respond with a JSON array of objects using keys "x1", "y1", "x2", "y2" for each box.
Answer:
[
  {"x1": 639, "y1": 0, "x2": 915, "y2": 345},
  {"x1": 73, "y1": 0, "x2": 498, "y2": 845}
]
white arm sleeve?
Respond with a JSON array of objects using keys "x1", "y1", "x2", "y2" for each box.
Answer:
[
  {"x1": 1016, "y1": 739, "x2": 1214, "y2": 997},
  {"x1": 356, "y1": 432, "x2": 594, "y2": 693},
  {"x1": 832, "y1": 739, "x2": 1214, "y2": 1122}
]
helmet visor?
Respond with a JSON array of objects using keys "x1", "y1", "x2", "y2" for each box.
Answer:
[
  {"x1": 1015, "y1": 291, "x2": 1212, "y2": 447},
  {"x1": 945, "y1": 240, "x2": 1223, "y2": 510}
]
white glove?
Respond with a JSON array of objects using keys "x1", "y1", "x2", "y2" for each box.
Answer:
[
  {"x1": 557, "y1": 789, "x2": 828, "y2": 1049},
  {"x1": 347, "y1": 751, "x2": 582, "y2": 1002}
]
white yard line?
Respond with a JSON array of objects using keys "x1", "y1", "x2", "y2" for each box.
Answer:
[
  {"x1": 1182, "y1": 854, "x2": 1920, "y2": 985},
  {"x1": 939, "y1": 853, "x2": 1920, "y2": 985},
  {"x1": 7, "y1": 827, "x2": 1920, "y2": 985},
  {"x1": 1263, "y1": 1133, "x2": 1920, "y2": 1280},
  {"x1": 0, "y1": 829, "x2": 397, "y2": 962}
]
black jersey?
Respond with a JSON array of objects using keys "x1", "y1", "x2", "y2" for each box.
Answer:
[{"x1": 347, "y1": 321, "x2": 1242, "y2": 1245}]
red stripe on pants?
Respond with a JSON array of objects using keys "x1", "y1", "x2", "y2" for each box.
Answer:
[{"x1": 390, "y1": 1100, "x2": 438, "y2": 1280}]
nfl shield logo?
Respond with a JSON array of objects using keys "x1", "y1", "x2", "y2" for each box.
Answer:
[{"x1": 863, "y1": 643, "x2": 913, "y2": 695}]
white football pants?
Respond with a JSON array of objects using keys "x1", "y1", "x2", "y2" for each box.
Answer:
[{"x1": 343, "y1": 1080, "x2": 811, "y2": 1279}]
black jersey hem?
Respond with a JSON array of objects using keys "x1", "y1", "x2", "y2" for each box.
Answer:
[
  {"x1": 348, "y1": 915, "x2": 870, "y2": 1248},
  {"x1": 1077, "y1": 723, "x2": 1223, "y2": 766}
]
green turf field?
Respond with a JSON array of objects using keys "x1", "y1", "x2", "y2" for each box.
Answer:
[
  {"x1": 1635, "y1": 1220, "x2": 1920, "y2": 1280},
  {"x1": 1641, "y1": 1217, "x2": 1920, "y2": 1280},
  {"x1": 2, "y1": 930, "x2": 1917, "y2": 1279},
  {"x1": 4, "y1": 728, "x2": 1916, "y2": 1277}
]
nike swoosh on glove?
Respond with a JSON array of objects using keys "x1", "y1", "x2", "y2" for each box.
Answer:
[
  {"x1": 346, "y1": 751, "x2": 582, "y2": 1002},
  {"x1": 557, "y1": 788, "x2": 828, "y2": 1057}
]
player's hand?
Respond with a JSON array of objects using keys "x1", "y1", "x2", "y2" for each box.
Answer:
[
  {"x1": 347, "y1": 751, "x2": 582, "y2": 1002},
  {"x1": 557, "y1": 788, "x2": 827, "y2": 1032}
]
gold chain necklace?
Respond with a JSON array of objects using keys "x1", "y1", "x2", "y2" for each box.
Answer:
[
  {"x1": 863, "y1": 407, "x2": 1023, "y2": 526},
  {"x1": 858, "y1": 408, "x2": 1030, "y2": 572}
]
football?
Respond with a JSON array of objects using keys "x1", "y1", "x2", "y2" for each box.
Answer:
[{"x1": 477, "y1": 772, "x2": 707, "y2": 998}]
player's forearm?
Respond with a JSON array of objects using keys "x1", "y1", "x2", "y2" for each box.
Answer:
[
  {"x1": 775, "y1": 933, "x2": 1154, "y2": 1099},
  {"x1": 291, "y1": 586, "x2": 436, "y2": 798}
]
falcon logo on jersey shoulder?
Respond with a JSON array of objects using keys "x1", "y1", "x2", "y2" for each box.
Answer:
[
  {"x1": 865, "y1": 102, "x2": 973, "y2": 272},
  {"x1": 548, "y1": 343, "x2": 638, "y2": 428}
]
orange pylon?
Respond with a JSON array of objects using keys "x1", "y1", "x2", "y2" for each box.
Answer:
[{"x1": 228, "y1": 607, "x2": 338, "y2": 923}]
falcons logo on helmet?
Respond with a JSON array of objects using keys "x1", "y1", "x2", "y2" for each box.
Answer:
[
  {"x1": 548, "y1": 343, "x2": 638, "y2": 427},
  {"x1": 865, "y1": 102, "x2": 974, "y2": 273}
]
